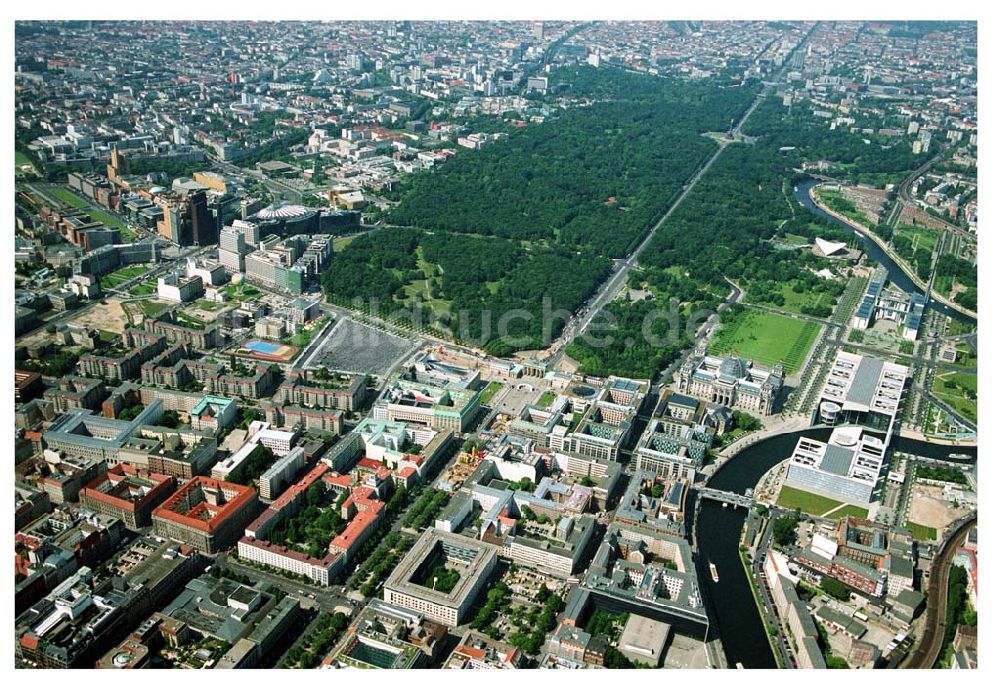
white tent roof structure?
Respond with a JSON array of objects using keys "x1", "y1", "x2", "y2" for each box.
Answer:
[{"x1": 815, "y1": 237, "x2": 848, "y2": 256}]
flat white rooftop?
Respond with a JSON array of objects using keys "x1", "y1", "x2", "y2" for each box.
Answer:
[
  {"x1": 820, "y1": 351, "x2": 908, "y2": 419},
  {"x1": 789, "y1": 425, "x2": 887, "y2": 488}
]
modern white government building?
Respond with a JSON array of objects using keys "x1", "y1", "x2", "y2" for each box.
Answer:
[
  {"x1": 813, "y1": 350, "x2": 908, "y2": 432},
  {"x1": 785, "y1": 350, "x2": 909, "y2": 505},
  {"x1": 785, "y1": 426, "x2": 889, "y2": 504}
]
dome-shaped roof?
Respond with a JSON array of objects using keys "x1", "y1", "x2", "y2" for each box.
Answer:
[
  {"x1": 718, "y1": 355, "x2": 748, "y2": 384},
  {"x1": 256, "y1": 203, "x2": 311, "y2": 220}
]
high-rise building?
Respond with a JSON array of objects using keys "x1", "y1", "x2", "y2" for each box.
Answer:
[
  {"x1": 234, "y1": 219, "x2": 260, "y2": 246},
  {"x1": 188, "y1": 190, "x2": 216, "y2": 246},
  {"x1": 158, "y1": 202, "x2": 184, "y2": 244},
  {"x1": 219, "y1": 225, "x2": 247, "y2": 272}
]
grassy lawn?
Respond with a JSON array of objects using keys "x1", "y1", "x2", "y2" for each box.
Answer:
[
  {"x1": 50, "y1": 186, "x2": 91, "y2": 208},
  {"x1": 826, "y1": 504, "x2": 869, "y2": 520},
  {"x1": 129, "y1": 279, "x2": 157, "y2": 296},
  {"x1": 138, "y1": 300, "x2": 169, "y2": 317},
  {"x1": 99, "y1": 265, "x2": 150, "y2": 290},
  {"x1": 932, "y1": 370, "x2": 978, "y2": 422},
  {"x1": 776, "y1": 485, "x2": 844, "y2": 516},
  {"x1": 401, "y1": 246, "x2": 452, "y2": 315},
  {"x1": 951, "y1": 345, "x2": 977, "y2": 369},
  {"x1": 332, "y1": 236, "x2": 357, "y2": 252},
  {"x1": 893, "y1": 224, "x2": 939, "y2": 254},
  {"x1": 816, "y1": 188, "x2": 870, "y2": 227},
  {"x1": 288, "y1": 317, "x2": 327, "y2": 348},
  {"x1": 758, "y1": 282, "x2": 841, "y2": 318},
  {"x1": 782, "y1": 233, "x2": 809, "y2": 246},
  {"x1": 15, "y1": 150, "x2": 35, "y2": 174},
  {"x1": 224, "y1": 283, "x2": 261, "y2": 301},
  {"x1": 709, "y1": 308, "x2": 820, "y2": 373},
  {"x1": 480, "y1": 381, "x2": 503, "y2": 405},
  {"x1": 907, "y1": 521, "x2": 938, "y2": 542},
  {"x1": 537, "y1": 390, "x2": 556, "y2": 408},
  {"x1": 85, "y1": 206, "x2": 130, "y2": 234},
  {"x1": 176, "y1": 312, "x2": 207, "y2": 329}
]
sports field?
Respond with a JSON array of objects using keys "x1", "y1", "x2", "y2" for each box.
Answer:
[
  {"x1": 240, "y1": 339, "x2": 299, "y2": 363},
  {"x1": 709, "y1": 308, "x2": 820, "y2": 373}
]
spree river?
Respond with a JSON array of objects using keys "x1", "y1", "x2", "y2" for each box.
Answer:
[
  {"x1": 687, "y1": 178, "x2": 976, "y2": 667},
  {"x1": 792, "y1": 179, "x2": 965, "y2": 322},
  {"x1": 693, "y1": 429, "x2": 977, "y2": 668}
]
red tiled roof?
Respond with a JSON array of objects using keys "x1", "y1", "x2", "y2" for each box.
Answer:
[
  {"x1": 80, "y1": 464, "x2": 174, "y2": 513},
  {"x1": 454, "y1": 645, "x2": 485, "y2": 660},
  {"x1": 246, "y1": 464, "x2": 327, "y2": 534},
  {"x1": 330, "y1": 508, "x2": 380, "y2": 552},
  {"x1": 152, "y1": 476, "x2": 256, "y2": 534},
  {"x1": 239, "y1": 535, "x2": 339, "y2": 568},
  {"x1": 324, "y1": 472, "x2": 352, "y2": 489}
]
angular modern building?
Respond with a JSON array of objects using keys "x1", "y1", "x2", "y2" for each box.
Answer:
[
  {"x1": 324, "y1": 599, "x2": 442, "y2": 669},
  {"x1": 852, "y1": 264, "x2": 926, "y2": 341},
  {"x1": 568, "y1": 523, "x2": 709, "y2": 641},
  {"x1": 373, "y1": 377, "x2": 480, "y2": 433},
  {"x1": 785, "y1": 351, "x2": 910, "y2": 505},
  {"x1": 550, "y1": 376, "x2": 649, "y2": 464}
]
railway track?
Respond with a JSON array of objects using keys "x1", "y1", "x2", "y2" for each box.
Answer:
[{"x1": 904, "y1": 514, "x2": 976, "y2": 668}]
